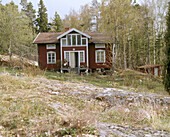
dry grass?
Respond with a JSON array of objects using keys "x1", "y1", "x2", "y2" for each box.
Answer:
[
  {"x1": 100, "y1": 104, "x2": 170, "y2": 131},
  {"x1": 0, "y1": 74, "x2": 98, "y2": 136}
]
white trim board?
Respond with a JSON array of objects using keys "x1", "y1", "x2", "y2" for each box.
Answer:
[
  {"x1": 57, "y1": 28, "x2": 91, "y2": 39},
  {"x1": 33, "y1": 32, "x2": 40, "y2": 43}
]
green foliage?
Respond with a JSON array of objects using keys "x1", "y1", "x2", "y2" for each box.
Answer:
[
  {"x1": 0, "y1": 1, "x2": 35, "y2": 57},
  {"x1": 20, "y1": 0, "x2": 36, "y2": 32},
  {"x1": 163, "y1": 2, "x2": 170, "y2": 94},
  {"x1": 36, "y1": 0, "x2": 48, "y2": 32},
  {"x1": 50, "y1": 11, "x2": 62, "y2": 32}
]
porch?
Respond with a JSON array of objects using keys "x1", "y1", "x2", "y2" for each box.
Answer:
[{"x1": 60, "y1": 67, "x2": 88, "y2": 75}]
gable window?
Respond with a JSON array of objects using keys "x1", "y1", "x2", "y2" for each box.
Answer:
[
  {"x1": 80, "y1": 51, "x2": 85, "y2": 62},
  {"x1": 62, "y1": 34, "x2": 87, "y2": 46},
  {"x1": 47, "y1": 51, "x2": 56, "y2": 64},
  {"x1": 67, "y1": 35, "x2": 71, "y2": 45},
  {"x1": 96, "y1": 50, "x2": 105, "y2": 63},
  {"x1": 46, "y1": 44, "x2": 56, "y2": 49},
  {"x1": 62, "y1": 39, "x2": 66, "y2": 46},
  {"x1": 82, "y1": 38, "x2": 86, "y2": 45}
]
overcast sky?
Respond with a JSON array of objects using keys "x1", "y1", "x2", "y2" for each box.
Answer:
[
  {"x1": 1, "y1": 0, "x2": 102, "y2": 21},
  {"x1": 1, "y1": 0, "x2": 142, "y2": 21}
]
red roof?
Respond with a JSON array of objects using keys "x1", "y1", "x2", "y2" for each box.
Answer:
[{"x1": 33, "y1": 31, "x2": 109, "y2": 44}]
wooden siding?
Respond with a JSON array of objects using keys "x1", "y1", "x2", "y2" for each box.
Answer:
[
  {"x1": 38, "y1": 44, "x2": 60, "y2": 70},
  {"x1": 88, "y1": 43, "x2": 112, "y2": 69}
]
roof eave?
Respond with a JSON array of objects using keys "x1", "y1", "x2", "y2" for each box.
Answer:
[{"x1": 57, "y1": 28, "x2": 91, "y2": 39}]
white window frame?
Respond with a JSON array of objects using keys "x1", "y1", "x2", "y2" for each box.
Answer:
[
  {"x1": 95, "y1": 50, "x2": 105, "y2": 63},
  {"x1": 46, "y1": 44, "x2": 56, "y2": 49},
  {"x1": 64, "y1": 51, "x2": 70, "y2": 62},
  {"x1": 47, "y1": 51, "x2": 56, "y2": 64},
  {"x1": 62, "y1": 38, "x2": 66, "y2": 46},
  {"x1": 80, "y1": 51, "x2": 85, "y2": 62},
  {"x1": 61, "y1": 34, "x2": 87, "y2": 47},
  {"x1": 95, "y1": 44, "x2": 105, "y2": 48}
]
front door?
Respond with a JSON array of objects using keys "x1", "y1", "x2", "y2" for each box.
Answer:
[{"x1": 70, "y1": 52, "x2": 79, "y2": 68}]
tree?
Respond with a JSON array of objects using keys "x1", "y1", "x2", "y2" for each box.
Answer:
[
  {"x1": 90, "y1": 0, "x2": 100, "y2": 31},
  {"x1": 20, "y1": 0, "x2": 36, "y2": 32},
  {"x1": 36, "y1": 0, "x2": 48, "y2": 32},
  {"x1": 51, "y1": 11, "x2": 62, "y2": 32},
  {"x1": 163, "y1": 2, "x2": 170, "y2": 94},
  {"x1": 0, "y1": 1, "x2": 35, "y2": 59}
]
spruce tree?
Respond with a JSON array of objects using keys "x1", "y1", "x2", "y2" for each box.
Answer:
[
  {"x1": 20, "y1": 0, "x2": 36, "y2": 32},
  {"x1": 51, "y1": 11, "x2": 62, "y2": 32},
  {"x1": 36, "y1": 0, "x2": 48, "y2": 32},
  {"x1": 163, "y1": 2, "x2": 170, "y2": 94}
]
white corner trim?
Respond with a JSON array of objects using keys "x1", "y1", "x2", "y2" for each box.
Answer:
[
  {"x1": 33, "y1": 32, "x2": 41, "y2": 43},
  {"x1": 57, "y1": 28, "x2": 91, "y2": 39}
]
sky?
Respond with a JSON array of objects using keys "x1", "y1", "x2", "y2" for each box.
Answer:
[
  {"x1": 1, "y1": 0, "x2": 102, "y2": 21},
  {"x1": 1, "y1": 0, "x2": 143, "y2": 21}
]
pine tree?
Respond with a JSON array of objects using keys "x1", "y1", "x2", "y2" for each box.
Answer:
[
  {"x1": 163, "y1": 2, "x2": 170, "y2": 94},
  {"x1": 36, "y1": 0, "x2": 48, "y2": 32},
  {"x1": 20, "y1": 0, "x2": 36, "y2": 32},
  {"x1": 51, "y1": 11, "x2": 62, "y2": 32}
]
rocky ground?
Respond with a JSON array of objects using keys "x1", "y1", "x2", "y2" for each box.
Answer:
[{"x1": 0, "y1": 73, "x2": 170, "y2": 136}]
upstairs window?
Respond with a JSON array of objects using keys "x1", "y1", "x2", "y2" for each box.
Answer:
[
  {"x1": 46, "y1": 44, "x2": 56, "y2": 49},
  {"x1": 47, "y1": 51, "x2": 56, "y2": 64},
  {"x1": 62, "y1": 34, "x2": 87, "y2": 46},
  {"x1": 62, "y1": 39, "x2": 66, "y2": 46},
  {"x1": 96, "y1": 50, "x2": 105, "y2": 63},
  {"x1": 82, "y1": 38, "x2": 86, "y2": 45}
]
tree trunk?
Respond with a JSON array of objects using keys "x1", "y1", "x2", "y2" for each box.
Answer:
[{"x1": 123, "y1": 34, "x2": 127, "y2": 70}]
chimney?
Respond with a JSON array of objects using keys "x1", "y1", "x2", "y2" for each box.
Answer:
[{"x1": 65, "y1": 27, "x2": 70, "y2": 32}]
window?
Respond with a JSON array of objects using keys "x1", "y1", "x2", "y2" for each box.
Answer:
[
  {"x1": 62, "y1": 34, "x2": 87, "y2": 46},
  {"x1": 46, "y1": 44, "x2": 56, "y2": 49},
  {"x1": 77, "y1": 35, "x2": 81, "y2": 45},
  {"x1": 80, "y1": 52, "x2": 85, "y2": 62},
  {"x1": 95, "y1": 44, "x2": 105, "y2": 48},
  {"x1": 62, "y1": 39, "x2": 66, "y2": 46},
  {"x1": 47, "y1": 51, "x2": 56, "y2": 64},
  {"x1": 96, "y1": 50, "x2": 105, "y2": 63},
  {"x1": 64, "y1": 52, "x2": 70, "y2": 62},
  {"x1": 82, "y1": 39, "x2": 86, "y2": 45},
  {"x1": 67, "y1": 35, "x2": 71, "y2": 45}
]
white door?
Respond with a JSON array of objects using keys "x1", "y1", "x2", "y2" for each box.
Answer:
[
  {"x1": 154, "y1": 68, "x2": 158, "y2": 76},
  {"x1": 70, "y1": 52, "x2": 75, "y2": 68}
]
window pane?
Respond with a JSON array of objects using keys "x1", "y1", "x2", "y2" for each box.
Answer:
[
  {"x1": 67, "y1": 35, "x2": 71, "y2": 45},
  {"x1": 80, "y1": 52, "x2": 84, "y2": 62},
  {"x1": 82, "y1": 39, "x2": 86, "y2": 45},
  {"x1": 101, "y1": 51, "x2": 104, "y2": 62},
  {"x1": 65, "y1": 52, "x2": 69, "y2": 62},
  {"x1": 72, "y1": 35, "x2": 76, "y2": 45},
  {"x1": 62, "y1": 39, "x2": 66, "y2": 46},
  {"x1": 77, "y1": 35, "x2": 81, "y2": 45},
  {"x1": 97, "y1": 52, "x2": 100, "y2": 62}
]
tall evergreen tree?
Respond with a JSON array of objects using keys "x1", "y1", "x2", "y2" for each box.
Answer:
[
  {"x1": 36, "y1": 0, "x2": 48, "y2": 32},
  {"x1": 163, "y1": 2, "x2": 170, "y2": 94},
  {"x1": 20, "y1": 0, "x2": 36, "y2": 32},
  {"x1": 51, "y1": 11, "x2": 62, "y2": 32}
]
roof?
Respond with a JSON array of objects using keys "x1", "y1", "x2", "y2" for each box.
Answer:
[
  {"x1": 33, "y1": 30, "x2": 109, "y2": 44},
  {"x1": 57, "y1": 28, "x2": 91, "y2": 39},
  {"x1": 137, "y1": 64, "x2": 163, "y2": 69}
]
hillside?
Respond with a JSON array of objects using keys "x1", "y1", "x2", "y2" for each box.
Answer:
[{"x1": 0, "y1": 71, "x2": 169, "y2": 136}]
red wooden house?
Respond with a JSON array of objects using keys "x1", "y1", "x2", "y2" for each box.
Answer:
[{"x1": 33, "y1": 28, "x2": 112, "y2": 73}]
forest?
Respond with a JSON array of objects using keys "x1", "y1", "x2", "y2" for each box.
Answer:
[{"x1": 0, "y1": 0, "x2": 169, "y2": 91}]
